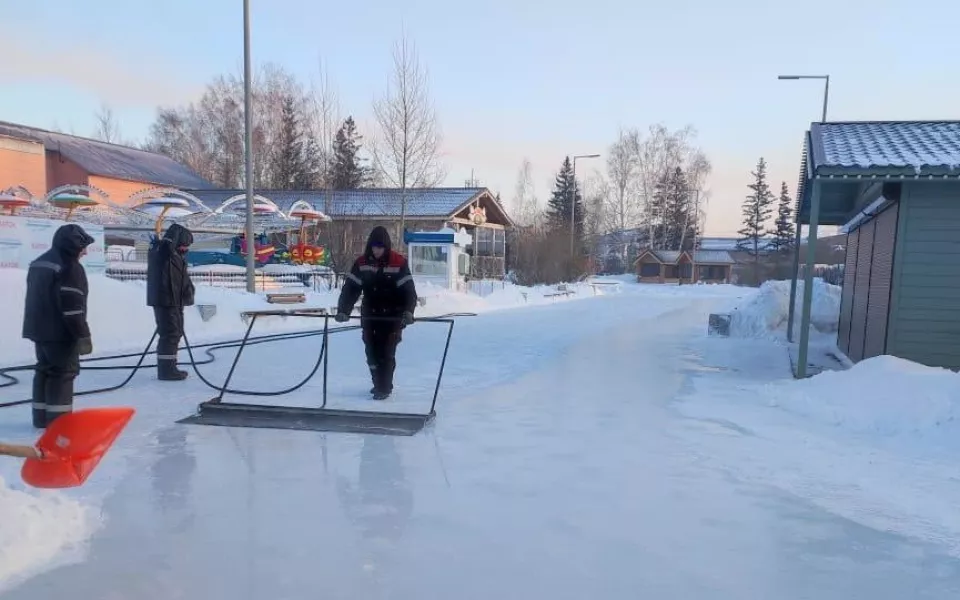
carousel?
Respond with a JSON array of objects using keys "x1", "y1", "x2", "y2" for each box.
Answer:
[{"x1": 0, "y1": 186, "x2": 334, "y2": 269}]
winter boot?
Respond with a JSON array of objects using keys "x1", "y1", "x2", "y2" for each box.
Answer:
[{"x1": 158, "y1": 359, "x2": 188, "y2": 381}]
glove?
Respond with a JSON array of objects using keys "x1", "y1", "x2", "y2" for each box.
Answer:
[
  {"x1": 77, "y1": 337, "x2": 93, "y2": 356},
  {"x1": 402, "y1": 311, "x2": 415, "y2": 326},
  {"x1": 334, "y1": 313, "x2": 349, "y2": 323}
]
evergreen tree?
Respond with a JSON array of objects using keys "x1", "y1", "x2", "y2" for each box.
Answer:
[
  {"x1": 546, "y1": 156, "x2": 586, "y2": 239},
  {"x1": 298, "y1": 138, "x2": 323, "y2": 189},
  {"x1": 274, "y1": 94, "x2": 308, "y2": 190},
  {"x1": 660, "y1": 166, "x2": 698, "y2": 250},
  {"x1": 737, "y1": 157, "x2": 776, "y2": 282},
  {"x1": 769, "y1": 181, "x2": 796, "y2": 252},
  {"x1": 328, "y1": 116, "x2": 369, "y2": 190}
]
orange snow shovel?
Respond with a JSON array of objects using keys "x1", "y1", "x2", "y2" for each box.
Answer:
[{"x1": 0, "y1": 407, "x2": 135, "y2": 489}]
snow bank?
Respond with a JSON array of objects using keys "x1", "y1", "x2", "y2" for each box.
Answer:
[
  {"x1": 0, "y1": 476, "x2": 96, "y2": 592},
  {"x1": 766, "y1": 355, "x2": 960, "y2": 439},
  {"x1": 728, "y1": 279, "x2": 841, "y2": 340}
]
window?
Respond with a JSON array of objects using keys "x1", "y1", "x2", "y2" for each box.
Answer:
[
  {"x1": 411, "y1": 246, "x2": 447, "y2": 277},
  {"x1": 698, "y1": 265, "x2": 726, "y2": 280},
  {"x1": 640, "y1": 263, "x2": 661, "y2": 277}
]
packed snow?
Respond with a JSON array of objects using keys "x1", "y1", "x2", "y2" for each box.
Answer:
[
  {"x1": 1, "y1": 273, "x2": 959, "y2": 598},
  {"x1": 727, "y1": 278, "x2": 841, "y2": 340}
]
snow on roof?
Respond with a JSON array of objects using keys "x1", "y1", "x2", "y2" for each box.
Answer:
[
  {"x1": 189, "y1": 188, "x2": 499, "y2": 220},
  {"x1": 812, "y1": 121, "x2": 960, "y2": 173}
]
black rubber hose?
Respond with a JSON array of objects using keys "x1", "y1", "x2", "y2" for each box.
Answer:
[{"x1": 0, "y1": 312, "x2": 475, "y2": 409}]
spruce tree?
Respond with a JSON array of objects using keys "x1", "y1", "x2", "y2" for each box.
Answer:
[
  {"x1": 769, "y1": 181, "x2": 796, "y2": 252},
  {"x1": 274, "y1": 94, "x2": 307, "y2": 190},
  {"x1": 546, "y1": 156, "x2": 585, "y2": 238},
  {"x1": 662, "y1": 166, "x2": 698, "y2": 250},
  {"x1": 328, "y1": 116, "x2": 369, "y2": 190},
  {"x1": 737, "y1": 157, "x2": 775, "y2": 282}
]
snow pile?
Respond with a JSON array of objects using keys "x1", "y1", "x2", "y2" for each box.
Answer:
[
  {"x1": 728, "y1": 279, "x2": 841, "y2": 340},
  {"x1": 0, "y1": 476, "x2": 96, "y2": 592},
  {"x1": 765, "y1": 355, "x2": 960, "y2": 439}
]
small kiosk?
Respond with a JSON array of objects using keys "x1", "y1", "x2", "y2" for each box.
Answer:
[{"x1": 403, "y1": 227, "x2": 472, "y2": 292}]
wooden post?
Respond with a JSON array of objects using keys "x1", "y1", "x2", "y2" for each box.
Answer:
[{"x1": 796, "y1": 184, "x2": 821, "y2": 378}]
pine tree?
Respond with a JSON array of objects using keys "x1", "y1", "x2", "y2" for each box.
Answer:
[
  {"x1": 328, "y1": 116, "x2": 369, "y2": 190},
  {"x1": 769, "y1": 181, "x2": 795, "y2": 252},
  {"x1": 274, "y1": 94, "x2": 308, "y2": 190},
  {"x1": 546, "y1": 156, "x2": 586, "y2": 238},
  {"x1": 737, "y1": 157, "x2": 776, "y2": 283}
]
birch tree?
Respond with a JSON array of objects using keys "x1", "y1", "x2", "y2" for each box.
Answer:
[{"x1": 371, "y1": 32, "x2": 445, "y2": 240}]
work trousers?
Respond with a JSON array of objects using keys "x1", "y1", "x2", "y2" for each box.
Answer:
[
  {"x1": 363, "y1": 324, "x2": 402, "y2": 393},
  {"x1": 154, "y1": 306, "x2": 185, "y2": 370},
  {"x1": 32, "y1": 341, "x2": 80, "y2": 429}
]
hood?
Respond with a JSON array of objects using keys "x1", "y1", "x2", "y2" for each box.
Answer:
[
  {"x1": 364, "y1": 226, "x2": 392, "y2": 257},
  {"x1": 52, "y1": 224, "x2": 95, "y2": 258},
  {"x1": 163, "y1": 223, "x2": 194, "y2": 249}
]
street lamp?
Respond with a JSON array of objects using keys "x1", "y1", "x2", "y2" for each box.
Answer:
[
  {"x1": 777, "y1": 74, "x2": 830, "y2": 123},
  {"x1": 571, "y1": 153, "x2": 600, "y2": 258},
  {"x1": 243, "y1": 0, "x2": 256, "y2": 292},
  {"x1": 778, "y1": 73, "x2": 829, "y2": 344}
]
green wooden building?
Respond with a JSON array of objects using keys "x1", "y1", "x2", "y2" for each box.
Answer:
[{"x1": 789, "y1": 121, "x2": 960, "y2": 376}]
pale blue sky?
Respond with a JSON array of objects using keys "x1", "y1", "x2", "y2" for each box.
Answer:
[{"x1": 1, "y1": 0, "x2": 958, "y2": 235}]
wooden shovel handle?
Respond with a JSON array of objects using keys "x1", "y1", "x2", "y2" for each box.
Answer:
[{"x1": 0, "y1": 443, "x2": 42, "y2": 459}]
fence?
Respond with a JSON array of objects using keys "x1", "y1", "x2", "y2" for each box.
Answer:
[
  {"x1": 467, "y1": 279, "x2": 508, "y2": 297},
  {"x1": 105, "y1": 265, "x2": 339, "y2": 293}
]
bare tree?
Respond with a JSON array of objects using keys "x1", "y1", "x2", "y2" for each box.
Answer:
[
  {"x1": 371, "y1": 32, "x2": 446, "y2": 240},
  {"x1": 93, "y1": 102, "x2": 121, "y2": 143},
  {"x1": 634, "y1": 124, "x2": 710, "y2": 249},
  {"x1": 309, "y1": 57, "x2": 342, "y2": 189},
  {"x1": 603, "y1": 128, "x2": 642, "y2": 258},
  {"x1": 511, "y1": 158, "x2": 542, "y2": 228}
]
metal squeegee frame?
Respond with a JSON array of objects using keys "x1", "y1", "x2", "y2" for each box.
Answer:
[{"x1": 201, "y1": 310, "x2": 458, "y2": 417}]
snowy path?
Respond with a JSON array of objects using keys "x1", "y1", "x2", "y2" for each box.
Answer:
[{"x1": 3, "y1": 293, "x2": 959, "y2": 598}]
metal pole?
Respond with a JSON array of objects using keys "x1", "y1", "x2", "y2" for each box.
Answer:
[
  {"x1": 786, "y1": 222, "x2": 802, "y2": 342},
  {"x1": 821, "y1": 76, "x2": 830, "y2": 123},
  {"x1": 796, "y1": 186, "x2": 821, "y2": 378},
  {"x1": 570, "y1": 156, "x2": 578, "y2": 260},
  {"x1": 243, "y1": 0, "x2": 256, "y2": 293}
]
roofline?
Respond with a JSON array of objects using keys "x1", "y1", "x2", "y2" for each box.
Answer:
[
  {"x1": 810, "y1": 119, "x2": 960, "y2": 127},
  {"x1": 448, "y1": 188, "x2": 515, "y2": 227},
  {"x1": 0, "y1": 119, "x2": 156, "y2": 154}
]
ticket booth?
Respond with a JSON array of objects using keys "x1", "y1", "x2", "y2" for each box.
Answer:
[{"x1": 403, "y1": 227, "x2": 472, "y2": 291}]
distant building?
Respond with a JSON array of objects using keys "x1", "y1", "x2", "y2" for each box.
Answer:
[
  {"x1": 633, "y1": 249, "x2": 734, "y2": 284},
  {"x1": 0, "y1": 120, "x2": 214, "y2": 203},
  {"x1": 188, "y1": 187, "x2": 513, "y2": 277}
]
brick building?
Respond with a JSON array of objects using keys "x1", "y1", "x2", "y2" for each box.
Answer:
[{"x1": 0, "y1": 120, "x2": 213, "y2": 203}]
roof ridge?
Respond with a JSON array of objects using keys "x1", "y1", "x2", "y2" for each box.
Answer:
[
  {"x1": 813, "y1": 120, "x2": 960, "y2": 126},
  {"x1": 0, "y1": 119, "x2": 167, "y2": 156}
]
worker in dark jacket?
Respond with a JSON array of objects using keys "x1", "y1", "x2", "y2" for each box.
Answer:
[
  {"x1": 335, "y1": 226, "x2": 417, "y2": 400},
  {"x1": 22, "y1": 224, "x2": 95, "y2": 429},
  {"x1": 146, "y1": 223, "x2": 195, "y2": 381}
]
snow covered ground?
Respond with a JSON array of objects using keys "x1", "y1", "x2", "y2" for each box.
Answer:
[{"x1": 1, "y1": 274, "x2": 959, "y2": 598}]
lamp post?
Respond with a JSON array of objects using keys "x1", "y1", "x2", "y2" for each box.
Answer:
[
  {"x1": 779, "y1": 73, "x2": 829, "y2": 343},
  {"x1": 570, "y1": 153, "x2": 600, "y2": 260},
  {"x1": 777, "y1": 74, "x2": 829, "y2": 123},
  {"x1": 243, "y1": 0, "x2": 256, "y2": 292}
]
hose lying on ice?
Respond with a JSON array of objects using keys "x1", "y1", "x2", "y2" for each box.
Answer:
[{"x1": 0, "y1": 313, "x2": 477, "y2": 409}]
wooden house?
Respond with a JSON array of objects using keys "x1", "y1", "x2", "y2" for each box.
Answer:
[{"x1": 633, "y1": 249, "x2": 734, "y2": 284}]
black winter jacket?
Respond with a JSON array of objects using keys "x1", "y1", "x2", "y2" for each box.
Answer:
[
  {"x1": 147, "y1": 223, "x2": 195, "y2": 308},
  {"x1": 337, "y1": 226, "x2": 417, "y2": 322},
  {"x1": 22, "y1": 224, "x2": 95, "y2": 343}
]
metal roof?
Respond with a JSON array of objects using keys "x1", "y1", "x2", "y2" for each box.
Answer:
[
  {"x1": 796, "y1": 121, "x2": 960, "y2": 226},
  {"x1": 187, "y1": 188, "x2": 499, "y2": 220},
  {"x1": 811, "y1": 121, "x2": 960, "y2": 175},
  {"x1": 0, "y1": 121, "x2": 215, "y2": 190}
]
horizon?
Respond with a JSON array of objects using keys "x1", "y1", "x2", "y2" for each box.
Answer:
[{"x1": 2, "y1": 0, "x2": 958, "y2": 236}]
